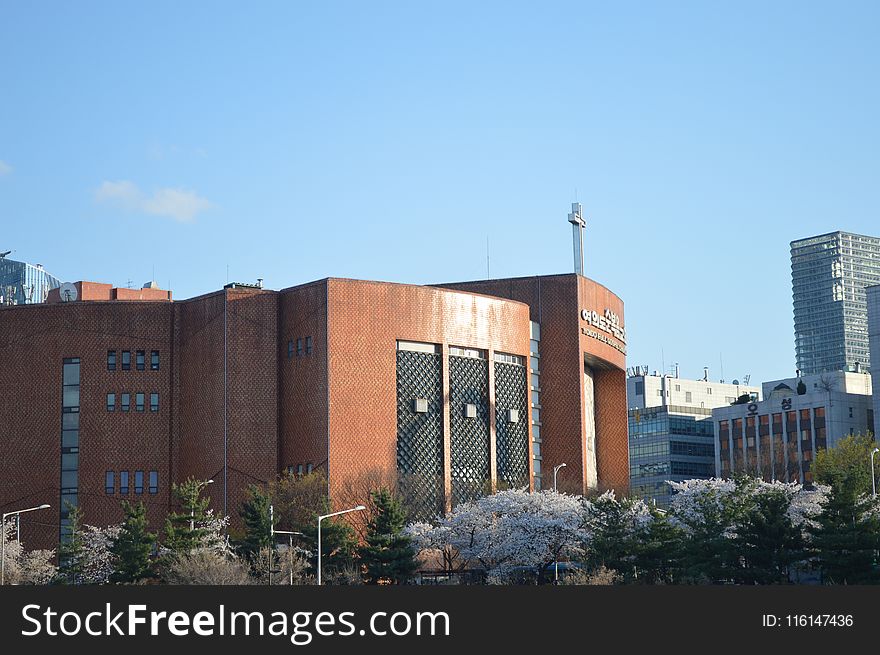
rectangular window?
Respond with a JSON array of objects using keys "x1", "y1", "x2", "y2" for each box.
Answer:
[
  {"x1": 120, "y1": 471, "x2": 129, "y2": 494},
  {"x1": 148, "y1": 471, "x2": 158, "y2": 494},
  {"x1": 105, "y1": 471, "x2": 114, "y2": 495},
  {"x1": 151, "y1": 351, "x2": 160, "y2": 370},
  {"x1": 136, "y1": 350, "x2": 145, "y2": 371},
  {"x1": 288, "y1": 340, "x2": 294, "y2": 359},
  {"x1": 685, "y1": 391, "x2": 692, "y2": 403},
  {"x1": 135, "y1": 470, "x2": 144, "y2": 494},
  {"x1": 135, "y1": 393, "x2": 144, "y2": 412},
  {"x1": 634, "y1": 380, "x2": 644, "y2": 396},
  {"x1": 296, "y1": 338, "x2": 303, "y2": 356},
  {"x1": 150, "y1": 393, "x2": 159, "y2": 412},
  {"x1": 121, "y1": 351, "x2": 131, "y2": 370},
  {"x1": 296, "y1": 464, "x2": 304, "y2": 475},
  {"x1": 107, "y1": 393, "x2": 116, "y2": 412},
  {"x1": 121, "y1": 393, "x2": 130, "y2": 412},
  {"x1": 306, "y1": 463, "x2": 313, "y2": 473},
  {"x1": 107, "y1": 350, "x2": 117, "y2": 371},
  {"x1": 305, "y1": 336, "x2": 313, "y2": 354}
]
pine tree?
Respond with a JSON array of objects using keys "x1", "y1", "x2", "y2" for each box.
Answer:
[
  {"x1": 358, "y1": 489, "x2": 418, "y2": 584},
  {"x1": 164, "y1": 477, "x2": 213, "y2": 553},
  {"x1": 238, "y1": 484, "x2": 274, "y2": 559},
  {"x1": 632, "y1": 508, "x2": 684, "y2": 584},
  {"x1": 732, "y1": 489, "x2": 804, "y2": 584},
  {"x1": 57, "y1": 503, "x2": 86, "y2": 585},
  {"x1": 810, "y1": 486, "x2": 880, "y2": 584},
  {"x1": 110, "y1": 501, "x2": 156, "y2": 583}
]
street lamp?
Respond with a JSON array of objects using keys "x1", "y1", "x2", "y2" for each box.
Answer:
[
  {"x1": 269, "y1": 505, "x2": 303, "y2": 586},
  {"x1": 2, "y1": 504, "x2": 50, "y2": 585},
  {"x1": 871, "y1": 448, "x2": 879, "y2": 497},
  {"x1": 553, "y1": 463, "x2": 567, "y2": 492},
  {"x1": 317, "y1": 505, "x2": 366, "y2": 586},
  {"x1": 190, "y1": 479, "x2": 214, "y2": 531}
]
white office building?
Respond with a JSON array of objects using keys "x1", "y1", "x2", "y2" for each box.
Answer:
[
  {"x1": 869, "y1": 285, "x2": 880, "y2": 432},
  {"x1": 712, "y1": 371, "x2": 874, "y2": 484}
]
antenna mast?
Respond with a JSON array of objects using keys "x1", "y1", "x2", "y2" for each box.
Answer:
[{"x1": 567, "y1": 202, "x2": 585, "y2": 275}]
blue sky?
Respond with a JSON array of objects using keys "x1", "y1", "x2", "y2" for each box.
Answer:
[{"x1": 2, "y1": 1, "x2": 879, "y2": 385}]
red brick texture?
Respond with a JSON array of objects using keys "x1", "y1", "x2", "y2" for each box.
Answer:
[
  {"x1": 1, "y1": 273, "x2": 626, "y2": 551},
  {"x1": 436, "y1": 274, "x2": 629, "y2": 495}
]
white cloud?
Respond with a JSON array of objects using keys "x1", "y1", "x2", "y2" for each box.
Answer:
[
  {"x1": 0, "y1": 160, "x2": 12, "y2": 175},
  {"x1": 94, "y1": 180, "x2": 212, "y2": 223}
]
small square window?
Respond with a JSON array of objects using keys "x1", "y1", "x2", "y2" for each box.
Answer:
[
  {"x1": 107, "y1": 350, "x2": 117, "y2": 371},
  {"x1": 105, "y1": 471, "x2": 115, "y2": 495},
  {"x1": 107, "y1": 393, "x2": 116, "y2": 412},
  {"x1": 151, "y1": 351, "x2": 160, "y2": 370},
  {"x1": 507, "y1": 408, "x2": 519, "y2": 423},
  {"x1": 413, "y1": 398, "x2": 428, "y2": 413},
  {"x1": 135, "y1": 470, "x2": 144, "y2": 494},
  {"x1": 135, "y1": 393, "x2": 144, "y2": 412},
  {"x1": 121, "y1": 351, "x2": 131, "y2": 370},
  {"x1": 464, "y1": 403, "x2": 477, "y2": 418},
  {"x1": 121, "y1": 393, "x2": 130, "y2": 412},
  {"x1": 150, "y1": 392, "x2": 159, "y2": 412},
  {"x1": 136, "y1": 350, "x2": 145, "y2": 371}
]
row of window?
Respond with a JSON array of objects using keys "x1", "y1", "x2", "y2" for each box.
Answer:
[
  {"x1": 287, "y1": 337, "x2": 313, "y2": 359},
  {"x1": 105, "y1": 470, "x2": 159, "y2": 495},
  {"x1": 107, "y1": 392, "x2": 159, "y2": 412},
  {"x1": 108, "y1": 349, "x2": 160, "y2": 371},
  {"x1": 286, "y1": 463, "x2": 314, "y2": 476}
]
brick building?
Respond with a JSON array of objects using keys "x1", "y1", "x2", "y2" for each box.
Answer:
[{"x1": 0, "y1": 273, "x2": 627, "y2": 550}]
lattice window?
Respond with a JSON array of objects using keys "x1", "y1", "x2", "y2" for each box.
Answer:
[
  {"x1": 495, "y1": 361, "x2": 529, "y2": 489},
  {"x1": 449, "y1": 355, "x2": 490, "y2": 505}
]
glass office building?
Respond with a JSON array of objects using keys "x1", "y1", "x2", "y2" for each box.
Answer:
[
  {"x1": 628, "y1": 407, "x2": 716, "y2": 506},
  {"x1": 0, "y1": 256, "x2": 61, "y2": 305},
  {"x1": 791, "y1": 231, "x2": 880, "y2": 375}
]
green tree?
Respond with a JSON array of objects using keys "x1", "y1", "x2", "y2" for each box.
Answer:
[
  {"x1": 164, "y1": 477, "x2": 213, "y2": 553},
  {"x1": 56, "y1": 503, "x2": 86, "y2": 585},
  {"x1": 238, "y1": 484, "x2": 274, "y2": 560},
  {"x1": 358, "y1": 489, "x2": 418, "y2": 584},
  {"x1": 269, "y1": 471, "x2": 328, "y2": 532},
  {"x1": 110, "y1": 501, "x2": 156, "y2": 583},
  {"x1": 632, "y1": 508, "x2": 685, "y2": 584},
  {"x1": 809, "y1": 487, "x2": 880, "y2": 584},
  {"x1": 813, "y1": 434, "x2": 877, "y2": 498},
  {"x1": 583, "y1": 494, "x2": 642, "y2": 581},
  {"x1": 732, "y1": 488, "x2": 804, "y2": 584}
]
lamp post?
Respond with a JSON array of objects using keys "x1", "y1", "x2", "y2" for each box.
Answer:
[
  {"x1": 190, "y1": 479, "x2": 214, "y2": 531},
  {"x1": 553, "y1": 463, "x2": 567, "y2": 492},
  {"x1": 317, "y1": 505, "x2": 366, "y2": 586},
  {"x1": 2, "y1": 504, "x2": 50, "y2": 585},
  {"x1": 872, "y1": 448, "x2": 879, "y2": 498},
  {"x1": 269, "y1": 505, "x2": 303, "y2": 586}
]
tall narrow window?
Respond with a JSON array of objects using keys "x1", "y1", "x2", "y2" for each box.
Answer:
[
  {"x1": 148, "y1": 471, "x2": 158, "y2": 494},
  {"x1": 119, "y1": 471, "x2": 129, "y2": 495},
  {"x1": 135, "y1": 393, "x2": 144, "y2": 412},
  {"x1": 150, "y1": 350, "x2": 160, "y2": 370},
  {"x1": 288, "y1": 340, "x2": 294, "y2": 359},
  {"x1": 105, "y1": 471, "x2": 115, "y2": 495},
  {"x1": 121, "y1": 351, "x2": 131, "y2": 370},
  {"x1": 107, "y1": 350, "x2": 117, "y2": 371},
  {"x1": 305, "y1": 336, "x2": 313, "y2": 354},
  {"x1": 136, "y1": 350, "x2": 145, "y2": 371},
  {"x1": 121, "y1": 393, "x2": 130, "y2": 412},
  {"x1": 135, "y1": 470, "x2": 144, "y2": 494},
  {"x1": 150, "y1": 392, "x2": 159, "y2": 412},
  {"x1": 107, "y1": 393, "x2": 116, "y2": 412},
  {"x1": 296, "y1": 338, "x2": 303, "y2": 356}
]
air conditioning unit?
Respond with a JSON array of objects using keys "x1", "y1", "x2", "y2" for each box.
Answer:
[
  {"x1": 464, "y1": 403, "x2": 477, "y2": 418},
  {"x1": 507, "y1": 409, "x2": 519, "y2": 423},
  {"x1": 413, "y1": 398, "x2": 428, "y2": 413}
]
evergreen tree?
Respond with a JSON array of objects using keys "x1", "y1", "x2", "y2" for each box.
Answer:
[
  {"x1": 583, "y1": 494, "x2": 642, "y2": 581},
  {"x1": 110, "y1": 501, "x2": 156, "y2": 583},
  {"x1": 358, "y1": 489, "x2": 418, "y2": 584},
  {"x1": 238, "y1": 484, "x2": 274, "y2": 559},
  {"x1": 56, "y1": 503, "x2": 86, "y2": 585},
  {"x1": 632, "y1": 508, "x2": 685, "y2": 584},
  {"x1": 164, "y1": 477, "x2": 213, "y2": 553},
  {"x1": 810, "y1": 486, "x2": 880, "y2": 584},
  {"x1": 303, "y1": 519, "x2": 358, "y2": 580},
  {"x1": 732, "y1": 488, "x2": 804, "y2": 584}
]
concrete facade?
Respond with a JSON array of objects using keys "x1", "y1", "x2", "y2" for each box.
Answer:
[
  {"x1": 712, "y1": 371, "x2": 874, "y2": 484},
  {"x1": 870, "y1": 285, "x2": 880, "y2": 436}
]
